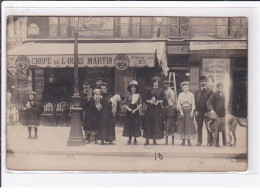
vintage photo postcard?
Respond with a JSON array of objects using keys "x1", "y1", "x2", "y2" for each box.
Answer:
[{"x1": 4, "y1": 15, "x2": 248, "y2": 172}]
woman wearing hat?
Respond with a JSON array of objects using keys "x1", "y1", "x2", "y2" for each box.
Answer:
[
  {"x1": 99, "y1": 82, "x2": 116, "y2": 145},
  {"x1": 123, "y1": 80, "x2": 142, "y2": 145},
  {"x1": 24, "y1": 91, "x2": 41, "y2": 139},
  {"x1": 175, "y1": 81, "x2": 197, "y2": 146},
  {"x1": 143, "y1": 76, "x2": 165, "y2": 145}
]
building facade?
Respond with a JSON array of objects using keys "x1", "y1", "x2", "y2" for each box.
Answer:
[{"x1": 7, "y1": 16, "x2": 248, "y2": 118}]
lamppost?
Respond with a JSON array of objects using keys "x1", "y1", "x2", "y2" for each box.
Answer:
[{"x1": 67, "y1": 17, "x2": 85, "y2": 146}]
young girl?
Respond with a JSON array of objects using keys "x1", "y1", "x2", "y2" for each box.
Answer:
[
  {"x1": 164, "y1": 99, "x2": 178, "y2": 145},
  {"x1": 24, "y1": 91, "x2": 40, "y2": 139}
]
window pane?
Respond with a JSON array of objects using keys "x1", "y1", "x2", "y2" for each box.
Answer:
[
  {"x1": 141, "y1": 17, "x2": 152, "y2": 38},
  {"x1": 132, "y1": 17, "x2": 140, "y2": 37},
  {"x1": 169, "y1": 17, "x2": 179, "y2": 36},
  {"x1": 49, "y1": 17, "x2": 59, "y2": 37},
  {"x1": 179, "y1": 17, "x2": 190, "y2": 37},
  {"x1": 153, "y1": 17, "x2": 168, "y2": 38},
  {"x1": 59, "y1": 17, "x2": 69, "y2": 37},
  {"x1": 120, "y1": 17, "x2": 130, "y2": 37}
]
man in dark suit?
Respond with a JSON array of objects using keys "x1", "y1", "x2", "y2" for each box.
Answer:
[
  {"x1": 195, "y1": 76, "x2": 213, "y2": 146},
  {"x1": 207, "y1": 82, "x2": 227, "y2": 147}
]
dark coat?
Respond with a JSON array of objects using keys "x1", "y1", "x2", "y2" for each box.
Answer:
[
  {"x1": 143, "y1": 88, "x2": 165, "y2": 139},
  {"x1": 194, "y1": 87, "x2": 213, "y2": 113},
  {"x1": 207, "y1": 91, "x2": 226, "y2": 117},
  {"x1": 81, "y1": 97, "x2": 98, "y2": 132},
  {"x1": 98, "y1": 93, "x2": 116, "y2": 141},
  {"x1": 24, "y1": 100, "x2": 41, "y2": 126}
]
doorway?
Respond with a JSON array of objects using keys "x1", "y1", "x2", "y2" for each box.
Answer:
[{"x1": 232, "y1": 70, "x2": 248, "y2": 117}]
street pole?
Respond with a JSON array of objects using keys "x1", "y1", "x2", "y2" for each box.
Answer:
[{"x1": 67, "y1": 29, "x2": 85, "y2": 146}]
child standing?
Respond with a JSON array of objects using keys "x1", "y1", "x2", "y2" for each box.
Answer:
[
  {"x1": 24, "y1": 91, "x2": 40, "y2": 139},
  {"x1": 81, "y1": 88, "x2": 98, "y2": 144},
  {"x1": 164, "y1": 100, "x2": 178, "y2": 145}
]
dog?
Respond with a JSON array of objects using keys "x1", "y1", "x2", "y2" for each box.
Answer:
[
  {"x1": 226, "y1": 114, "x2": 247, "y2": 146},
  {"x1": 93, "y1": 89, "x2": 102, "y2": 111},
  {"x1": 204, "y1": 112, "x2": 247, "y2": 147},
  {"x1": 109, "y1": 94, "x2": 121, "y2": 116}
]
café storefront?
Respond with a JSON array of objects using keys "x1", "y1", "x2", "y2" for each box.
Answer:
[{"x1": 7, "y1": 42, "x2": 168, "y2": 111}]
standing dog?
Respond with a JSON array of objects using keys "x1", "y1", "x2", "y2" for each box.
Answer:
[
  {"x1": 204, "y1": 112, "x2": 247, "y2": 147},
  {"x1": 227, "y1": 114, "x2": 247, "y2": 146}
]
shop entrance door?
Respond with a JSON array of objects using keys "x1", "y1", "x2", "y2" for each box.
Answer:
[
  {"x1": 54, "y1": 68, "x2": 74, "y2": 103},
  {"x1": 232, "y1": 70, "x2": 248, "y2": 118}
]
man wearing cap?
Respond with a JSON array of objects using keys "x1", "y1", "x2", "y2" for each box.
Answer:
[
  {"x1": 94, "y1": 77, "x2": 104, "y2": 90},
  {"x1": 194, "y1": 75, "x2": 213, "y2": 146},
  {"x1": 207, "y1": 82, "x2": 227, "y2": 147},
  {"x1": 163, "y1": 80, "x2": 176, "y2": 106},
  {"x1": 80, "y1": 81, "x2": 91, "y2": 98}
]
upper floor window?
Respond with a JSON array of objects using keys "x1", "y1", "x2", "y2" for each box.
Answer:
[
  {"x1": 229, "y1": 17, "x2": 248, "y2": 38},
  {"x1": 169, "y1": 17, "x2": 190, "y2": 37},
  {"x1": 27, "y1": 17, "x2": 49, "y2": 38},
  {"x1": 49, "y1": 17, "x2": 69, "y2": 38},
  {"x1": 119, "y1": 17, "x2": 152, "y2": 38}
]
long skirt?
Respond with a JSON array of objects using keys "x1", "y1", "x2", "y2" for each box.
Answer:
[
  {"x1": 82, "y1": 110, "x2": 97, "y2": 136},
  {"x1": 123, "y1": 104, "x2": 141, "y2": 138},
  {"x1": 175, "y1": 106, "x2": 197, "y2": 140},
  {"x1": 165, "y1": 117, "x2": 176, "y2": 136},
  {"x1": 99, "y1": 109, "x2": 116, "y2": 141},
  {"x1": 143, "y1": 104, "x2": 164, "y2": 140}
]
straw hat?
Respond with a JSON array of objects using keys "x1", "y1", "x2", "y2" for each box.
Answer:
[{"x1": 127, "y1": 80, "x2": 139, "y2": 92}]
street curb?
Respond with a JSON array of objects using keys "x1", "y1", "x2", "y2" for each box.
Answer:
[{"x1": 7, "y1": 149, "x2": 247, "y2": 160}]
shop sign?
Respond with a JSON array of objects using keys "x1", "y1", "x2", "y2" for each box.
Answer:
[
  {"x1": 76, "y1": 30, "x2": 114, "y2": 37},
  {"x1": 202, "y1": 58, "x2": 230, "y2": 92},
  {"x1": 167, "y1": 46, "x2": 189, "y2": 54},
  {"x1": 190, "y1": 41, "x2": 247, "y2": 50},
  {"x1": 28, "y1": 23, "x2": 40, "y2": 36},
  {"x1": 8, "y1": 54, "x2": 155, "y2": 68},
  {"x1": 73, "y1": 17, "x2": 114, "y2": 37},
  {"x1": 114, "y1": 54, "x2": 130, "y2": 70}
]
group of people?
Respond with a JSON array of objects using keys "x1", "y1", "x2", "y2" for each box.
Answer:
[{"x1": 23, "y1": 75, "x2": 227, "y2": 147}]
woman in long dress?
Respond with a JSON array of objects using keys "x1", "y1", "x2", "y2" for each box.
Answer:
[
  {"x1": 99, "y1": 82, "x2": 116, "y2": 145},
  {"x1": 175, "y1": 81, "x2": 197, "y2": 146},
  {"x1": 143, "y1": 76, "x2": 165, "y2": 145},
  {"x1": 123, "y1": 80, "x2": 142, "y2": 145}
]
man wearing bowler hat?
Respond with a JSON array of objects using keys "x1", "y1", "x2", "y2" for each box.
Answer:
[{"x1": 194, "y1": 75, "x2": 213, "y2": 146}]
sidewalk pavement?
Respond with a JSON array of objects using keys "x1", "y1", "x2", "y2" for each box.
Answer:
[{"x1": 6, "y1": 124, "x2": 247, "y2": 159}]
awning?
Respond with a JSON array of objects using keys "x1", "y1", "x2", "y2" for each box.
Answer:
[{"x1": 7, "y1": 42, "x2": 167, "y2": 70}]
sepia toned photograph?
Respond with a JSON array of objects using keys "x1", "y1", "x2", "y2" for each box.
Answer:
[{"x1": 5, "y1": 16, "x2": 248, "y2": 172}]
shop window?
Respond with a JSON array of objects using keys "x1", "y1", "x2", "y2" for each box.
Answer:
[
  {"x1": 169, "y1": 17, "x2": 190, "y2": 37},
  {"x1": 49, "y1": 17, "x2": 69, "y2": 38},
  {"x1": 27, "y1": 17, "x2": 49, "y2": 38}
]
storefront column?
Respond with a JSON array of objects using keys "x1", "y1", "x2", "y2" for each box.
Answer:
[
  {"x1": 14, "y1": 17, "x2": 21, "y2": 37},
  {"x1": 20, "y1": 17, "x2": 27, "y2": 40},
  {"x1": 7, "y1": 16, "x2": 15, "y2": 39}
]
